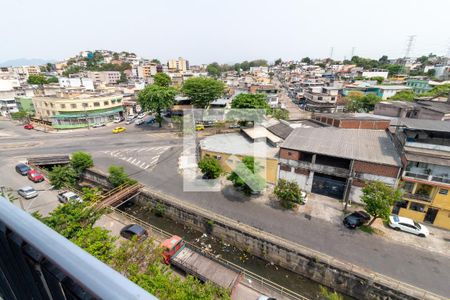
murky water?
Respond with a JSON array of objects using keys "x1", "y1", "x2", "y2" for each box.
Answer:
[{"x1": 118, "y1": 201, "x2": 353, "y2": 300}]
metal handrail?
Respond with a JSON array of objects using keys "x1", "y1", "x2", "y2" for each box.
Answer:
[{"x1": 109, "y1": 207, "x2": 308, "y2": 300}]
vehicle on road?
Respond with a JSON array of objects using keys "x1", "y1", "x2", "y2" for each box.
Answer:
[
  {"x1": 257, "y1": 296, "x2": 276, "y2": 300},
  {"x1": 195, "y1": 124, "x2": 205, "y2": 131},
  {"x1": 343, "y1": 211, "x2": 371, "y2": 229},
  {"x1": 228, "y1": 123, "x2": 240, "y2": 129},
  {"x1": 125, "y1": 119, "x2": 135, "y2": 125},
  {"x1": 17, "y1": 186, "x2": 38, "y2": 199},
  {"x1": 92, "y1": 123, "x2": 106, "y2": 128},
  {"x1": 127, "y1": 114, "x2": 136, "y2": 120},
  {"x1": 120, "y1": 224, "x2": 148, "y2": 240},
  {"x1": 388, "y1": 215, "x2": 429, "y2": 237},
  {"x1": 135, "y1": 119, "x2": 145, "y2": 126},
  {"x1": 27, "y1": 170, "x2": 44, "y2": 183},
  {"x1": 112, "y1": 127, "x2": 126, "y2": 133},
  {"x1": 57, "y1": 191, "x2": 82, "y2": 203},
  {"x1": 113, "y1": 117, "x2": 124, "y2": 123},
  {"x1": 15, "y1": 163, "x2": 31, "y2": 176},
  {"x1": 145, "y1": 117, "x2": 156, "y2": 125},
  {"x1": 24, "y1": 124, "x2": 34, "y2": 130},
  {"x1": 137, "y1": 113, "x2": 146, "y2": 119}
]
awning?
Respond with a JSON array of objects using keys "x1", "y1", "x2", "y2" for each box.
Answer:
[{"x1": 405, "y1": 153, "x2": 450, "y2": 167}]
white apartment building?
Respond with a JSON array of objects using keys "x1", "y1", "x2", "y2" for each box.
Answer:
[
  {"x1": 86, "y1": 71, "x2": 121, "y2": 85},
  {"x1": 361, "y1": 69, "x2": 389, "y2": 79},
  {"x1": 59, "y1": 77, "x2": 95, "y2": 90}
]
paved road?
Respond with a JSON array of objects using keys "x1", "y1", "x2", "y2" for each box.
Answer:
[{"x1": 1, "y1": 119, "x2": 449, "y2": 297}]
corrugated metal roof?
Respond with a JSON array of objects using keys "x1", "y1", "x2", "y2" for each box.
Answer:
[
  {"x1": 400, "y1": 118, "x2": 450, "y2": 132},
  {"x1": 281, "y1": 128, "x2": 401, "y2": 166}
]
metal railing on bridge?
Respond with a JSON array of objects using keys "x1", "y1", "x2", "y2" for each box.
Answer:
[{"x1": 0, "y1": 197, "x2": 156, "y2": 300}]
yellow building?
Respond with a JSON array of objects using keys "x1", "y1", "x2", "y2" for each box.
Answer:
[
  {"x1": 32, "y1": 91, "x2": 124, "y2": 129},
  {"x1": 392, "y1": 119, "x2": 450, "y2": 230},
  {"x1": 199, "y1": 132, "x2": 279, "y2": 184},
  {"x1": 167, "y1": 57, "x2": 189, "y2": 73}
]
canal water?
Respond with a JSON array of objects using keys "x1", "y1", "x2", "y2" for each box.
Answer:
[{"x1": 118, "y1": 201, "x2": 353, "y2": 300}]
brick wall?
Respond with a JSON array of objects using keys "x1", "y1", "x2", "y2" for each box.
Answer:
[
  {"x1": 280, "y1": 164, "x2": 291, "y2": 172},
  {"x1": 352, "y1": 179, "x2": 366, "y2": 187},
  {"x1": 354, "y1": 161, "x2": 399, "y2": 178},
  {"x1": 279, "y1": 148, "x2": 300, "y2": 160}
]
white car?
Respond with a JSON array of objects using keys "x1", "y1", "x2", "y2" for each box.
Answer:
[
  {"x1": 389, "y1": 215, "x2": 429, "y2": 237},
  {"x1": 92, "y1": 123, "x2": 106, "y2": 128},
  {"x1": 135, "y1": 119, "x2": 145, "y2": 126},
  {"x1": 18, "y1": 186, "x2": 38, "y2": 199},
  {"x1": 301, "y1": 191, "x2": 308, "y2": 204},
  {"x1": 125, "y1": 119, "x2": 135, "y2": 125},
  {"x1": 137, "y1": 113, "x2": 146, "y2": 119}
]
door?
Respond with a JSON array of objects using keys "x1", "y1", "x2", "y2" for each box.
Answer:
[
  {"x1": 311, "y1": 173, "x2": 346, "y2": 199},
  {"x1": 424, "y1": 208, "x2": 438, "y2": 224}
]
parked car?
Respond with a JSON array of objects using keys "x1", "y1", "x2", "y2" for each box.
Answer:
[
  {"x1": 135, "y1": 119, "x2": 145, "y2": 126},
  {"x1": 388, "y1": 215, "x2": 429, "y2": 237},
  {"x1": 92, "y1": 123, "x2": 106, "y2": 128},
  {"x1": 145, "y1": 117, "x2": 156, "y2": 125},
  {"x1": 27, "y1": 170, "x2": 44, "y2": 183},
  {"x1": 137, "y1": 113, "x2": 146, "y2": 119},
  {"x1": 112, "y1": 127, "x2": 126, "y2": 133},
  {"x1": 120, "y1": 224, "x2": 148, "y2": 240},
  {"x1": 57, "y1": 191, "x2": 82, "y2": 203},
  {"x1": 113, "y1": 117, "x2": 124, "y2": 123},
  {"x1": 343, "y1": 211, "x2": 371, "y2": 229},
  {"x1": 228, "y1": 123, "x2": 240, "y2": 129},
  {"x1": 17, "y1": 186, "x2": 38, "y2": 199},
  {"x1": 125, "y1": 119, "x2": 135, "y2": 125},
  {"x1": 24, "y1": 124, "x2": 34, "y2": 130},
  {"x1": 127, "y1": 114, "x2": 137, "y2": 120},
  {"x1": 195, "y1": 124, "x2": 205, "y2": 131},
  {"x1": 257, "y1": 296, "x2": 276, "y2": 300},
  {"x1": 15, "y1": 163, "x2": 31, "y2": 175}
]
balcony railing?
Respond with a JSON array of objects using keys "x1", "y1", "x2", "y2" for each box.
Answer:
[
  {"x1": 280, "y1": 158, "x2": 350, "y2": 177},
  {"x1": 403, "y1": 192, "x2": 432, "y2": 202},
  {"x1": 0, "y1": 197, "x2": 156, "y2": 300},
  {"x1": 403, "y1": 171, "x2": 450, "y2": 185}
]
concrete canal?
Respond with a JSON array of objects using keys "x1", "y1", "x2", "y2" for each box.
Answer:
[{"x1": 118, "y1": 201, "x2": 352, "y2": 300}]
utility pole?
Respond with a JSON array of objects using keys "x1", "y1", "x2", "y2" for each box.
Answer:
[
  {"x1": 351, "y1": 47, "x2": 355, "y2": 59},
  {"x1": 329, "y1": 47, "x2": 334, "y2": 60}
]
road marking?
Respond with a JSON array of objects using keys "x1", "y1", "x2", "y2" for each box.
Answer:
[
  {"x1": 137, "y1": 148, "x2": 146, "y2": 152},
  {"x1": 126, "y1": 157, "x2": 133, "y2": 162},
  {"x1": 144, "y1": 164, "x2": 150, "y2": 169},
  {"x1": 131, "y1": 158, "x2": 137, "y2": 164},
  {"x1": 134, "y1": 160, "x2": 141, "y2": 166},
  {"x1": 139, "y1": 162, "x2": 147, "y2": 168}
]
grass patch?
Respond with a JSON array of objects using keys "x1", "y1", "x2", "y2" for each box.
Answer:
[{"x1": 359, "y1": 225, "x2": 375, "y2": 234}]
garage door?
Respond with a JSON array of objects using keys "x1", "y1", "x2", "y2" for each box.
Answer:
[{"x1": 311, "y1": 173, "x2": 346, "y2": 199}]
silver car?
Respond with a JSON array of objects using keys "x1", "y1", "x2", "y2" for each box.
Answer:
[{"x1": 18, "y1": 186, "x2": 38, "y2": 199}]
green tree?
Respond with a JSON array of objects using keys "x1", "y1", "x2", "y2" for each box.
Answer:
[
  {"x1": 181, "y1": 77, "x2": 225, "y2": 108},
  {"x1": 47, "y1": 76, "x2": 59, "y2": 83},
  {"x1": 27, "y1": 74, "x2": 48, "y2": 85},
  {"x1": 206, "y1": 62, "x2": 221, "y2": 77},
  {"x1": 71, "y1": 227, "x2": 116, "y2": 262},
  {"x1": 378, "y1": 55, "x2": 389, "y2": 64},
  {"x1": 48, "y1": 165, "x2": 78, "y2": 189},
  {"x1": 301, "y1": 57, "x2": 312, "y2": 64},
  {"x1": 108, "y1": 165, "x2": 137, "y2": 187},
  {"x1": 386, "y1": 64, "x2": 402, "y2": 75},
  {"x1": 119, "y1": 71, "x2": 128, "y2": 83},
  {"x1": 231, "y1": 93, "x2": 269, "y2": 110},
  {"x1": 344, "y1": 92, "x2": 381, "y2": 112},
  {"x1": 361, "y1": 181, "x2": 402, "y2": 226},
  {"x1": 422, "y1": 83, "x2": 450, "y2": 98},
  {"x1": 271, "y1": 108, "x2": 289, "y2": 120},
  {"x1": 389, "y1": 90, "x2": 417, "y2": 101},
  {"x1": 370, "y1": 76, "x2": 384, "y2": 84},
  {"x1": 228, "y1": 156, "x2": 265, "y2": 195},
  {"x1": 81, "y1": 187, "x2": 101, "y2": 202},
  {"x1": 138, "y1": 84, "x2": 177, "y2": 127},
  {"x1": 153, "y1": 72, "x2": 171, "y2": 87},
  {"x1": 274, "y1": 58, "x2": 282, "y2": 65},
  {"x1": 198, "y1": 157, "x2": 222, "y2": 179},
  {"x1": 288, "y1": 64, "x2": 296, "y2": 70},
  {"x1": 151, "y1": 58, "x2": 161, "y2": 64},
  {"x1": 62, "y1": 65, "x2": 81, "y2": 77},
  {"x1": 319, "y1": 286, "x2": 343, "y2": 300},
  {"x1": 274, "y1": 179, "x2": 304, "y2": 209},
  {"x1": 70, "y1": 151, "x2": 94, "y2": 174}
]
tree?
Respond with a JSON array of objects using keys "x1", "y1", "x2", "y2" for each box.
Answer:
[
  {"x1": 27, "y1": 74, "x2": 48, "y2": 85},
  {"x1": 228, "y1": 156, "x2": 265, "y2": 195},
  {"x1": 370, "y1": 76, "x2": 384, "y2": 84},
  {"x1": 274, "y1": 58, "x2": 282, "y2": 65},
  {"x1": 198, "y1": 157, "x2": 222, "y2": 179},
  {"x1": 271, "y1": 108, "x2": 289, "y2": 120},
  {"x1": 389, "y1": 90, "x2": 416, "y2": 101},
  {"x1": 108, "y1": 165, "x2": 137, "y2": 187},
  {"x1": 81, "y1": 187, "x2": 101, "y2": 202},
  {"x1": 71, "y1": 151, "x2": 94, "y2": 174},
  {"x1": 319, "y1": 286, "x2": 343, "y2": 300},
  {"x1": 47, "y1": 76, "x2": 59, "y2": 83},
  {"x1": 386, "y1": 64, "x2": 402, "y2": 76},
  {"x1": 181, "y1": 77, "x2": 225, "y2": 108},
  {"x1": 288, "y1": 64, "x2": 296, "y2": 70},
  {"x1": 361, "y1": 181, "x2": 402, "y2": 226},
  {"x1": 62, "y1": 65, "x2": 81, "y2": 77},
  {"x1": 206, "y1": 62, "x2": 221, "y2": 77},
  {"x1": 344, "y1": 92, "x2": 381, "y2": 112},
  {"x1": 151, "y1": 58, "x2": 161, "y2": 65},
  {"x1": 71, "y1": 227, "x2": 116, "y2": 262},
  {"x1": 378, "y1": 55, "x2": 389, "y2": 64},
  {"x1": 422, "y1": 83, "x2": 450, "y2": 98},
  {"x1": 48, "y1": 165, "x2": 78, "y2": 189},
  {"x1": 274, "y1": 179, "x2": 304, "y2": 209},
  {"x1": 231, "y1": 93, "x2": 269, "y2": 110},
  {"x1": 119, "y1": 71, "x2": 128, "y2": 83},
  {"x1": 138, "y1": 84, "x2": 176, "y2": 127},
  {"x1": 301, "y1": 57, "x2": 312, "y2": 64},
  {"x1": 153, "y1": 73, "x2": 171, "y2": 87}
]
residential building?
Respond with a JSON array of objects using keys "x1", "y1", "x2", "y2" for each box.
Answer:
[
  {"x1": 168, "y1": 57, "x2": 189, "y2": 72},
  {"x1": 374, "y1": 100, "x2": 450, "y2": 121},
  {"x1": 59, "y1": 77, "x2": 95, "y2": 90},
  {"x1": 15, "y1": 96, "x2": 35, "y2": 114},
  {"x1": 134, "y1": 64, "x2": 157, "y2": 79},
  {"x1": 392, "y1": 119, "x2": 450, "y2": 230},
  {"x1": 360, "y1": 69, "x2": 389, "y2": 79},
  {"x1": 86, "y1": 71, "x2": 121, "y2": 85},
  {"x1": 32, "y1": 91, "x2": 124, "y2": 129},
  {"x1": 303, "y1": 86, "x2": 339, "y2": 113},
  {"x1": 312, "y1": 113, "x2": 391, "y2": 130},
  {"x1": 434, "y1": 65, "x2": 449, "y2": 80},
  {"x1": 0, "y1": 78, "x2": 20, "y2": 91},
  {"x1": 406, "y1": 78, "x2": 433, "y2": 94},
  {"x1": 0, "y1": 90, "x2": 19, "y2": 116},
  {"x1": 372, "y1": 85, "x2": 412, "y2": 100},
  {"x1": 279, "y1": 128, "x2": 402, "y2": 204}
]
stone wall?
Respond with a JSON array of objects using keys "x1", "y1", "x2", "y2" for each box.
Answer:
[
  {"x1": 81, "y1": 167, "x2": 113, "y2": 189},
  {"x1": 135, "y1": 188, "x2": 444, "y2": 300}
]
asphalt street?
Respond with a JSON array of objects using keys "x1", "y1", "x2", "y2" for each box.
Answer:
[{"x1": 1, "y1": 119, "x2": 449, "y2": 297}]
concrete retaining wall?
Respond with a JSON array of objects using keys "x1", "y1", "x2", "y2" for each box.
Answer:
[{"x1": 81, "y1": 167, "x2": 113, "y2": 189}]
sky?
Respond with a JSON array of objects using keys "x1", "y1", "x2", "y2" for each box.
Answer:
[{"x1": 1, "y1": 0, "x2": 449, "y2": 65}]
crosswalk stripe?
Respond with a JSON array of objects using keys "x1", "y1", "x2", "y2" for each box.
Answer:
[
  {"x1": 127, "y1": 157, "x2": 133, "y2": 162},
  {"x1": 131, "y1": 158, "x2": 137, "y2": 164},
  {"x1": 144, "y1": 164, "x2": 150, "y2": 169}
]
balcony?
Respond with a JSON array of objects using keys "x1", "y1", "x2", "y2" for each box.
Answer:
[
  {"x1": 280, "y1": 158, "x2": 350, "y2": 178},
  {"x1": 403, "y1": 192, "x2": 432, "y2": 202},
  {"x1": 403, "y1": 171, "x2": 450, "y2": 185}
]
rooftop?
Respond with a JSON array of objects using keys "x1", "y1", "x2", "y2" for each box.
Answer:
[
  {"x1": 200, "y1": 133, "x2": 278, "y2": 158},
  {"x1": 281, "y1": 128, "x2": 401, "y2": 166},
  {"x1": 417, "y1": 100, "x2": 450, "y2": 113},
  {"x1": 399, "y1": 118, "x2": 450, "y2": 132}
]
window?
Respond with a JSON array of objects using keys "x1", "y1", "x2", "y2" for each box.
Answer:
[
  {"x1": 439, "y1": 189, "x2": 448, "y2": 195},
  {"x1": 60, "y1": 104, "x2": 66, "y2": 109},
  {"x1": 117, "y1": 99, "x2": 122, "y2": 103},
  {"x1": 71, "y1": 104, "x2": 77, "y2": 109},
  {"x1": 403, "y1": 182, "x2": 414, "y2": 193},
  {"x1": 44, "y1": 102, "x2": 48, "y2": 107},
  {"x1": 93, "y1": 102, "x2": 100, "y2": 107},
  {"x1": 50, "y1": 103, "x2": 54, "y2": 108},
  {"x1": 395, "y1": 200, "x2": 409, "y2": 209},
  {"x1": 111, "y1": 99, "x2": 116, "y2": 104},
  {"x1": 82, "y1": 103, "x2": 88, "y2": 108},
  {"x1": 409, "y1": 202, "x2": 425, "y2": 212},
  {"x1": 104, "y1": 101, "x2": 109, "y2": 106}
]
